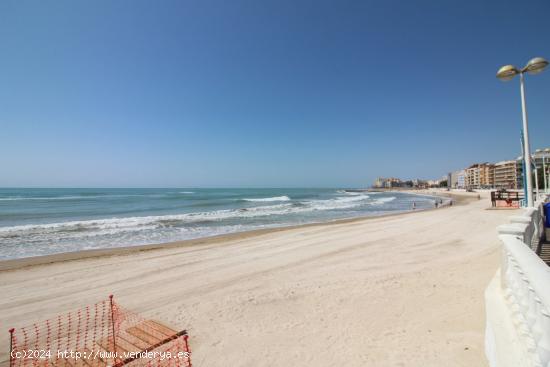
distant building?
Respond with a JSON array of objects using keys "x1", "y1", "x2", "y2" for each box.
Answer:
[
  {"x1": 529, "y1": 148, "x2": 550, "y2": 191},
  {"x1": 466, "y1": 163, "x2": 494, "y2": 189},
  {"x1": 411, "y1": 179, "x2": 424, "y2": 188},
  {"x1": 373, "y1": 147, "x2": 549, "y2": 193},
  {"x1": 384, "y1": 177, "x2": 402, "y2": 188},
  {"x1": 373, "y1": 177, "x2": 385, "y2": 188},
  {"x1": 426, "y1": 179, "x2": 441, "y2": 187},
  {"x1": 457, "y1": 170, "x2": 465, "y2": 189},
  {"x1": 373, "y1": 177, "x2": 403, "y2": 189},
  {"x1": 448, "y1": 170, "x2": 465, "y2": 189},
  {"x1": 494, "y1": 160, "x2": 522, "y2": 189},
  {"x1": 532, "y1": 148, "x2": 550, "y2": 166}
]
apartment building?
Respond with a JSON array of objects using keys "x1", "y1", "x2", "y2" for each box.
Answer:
[
  {"x1": 373, "y1": 177, "x2": 385, "y2": 188},
  {"x1": 448, "y1": 170, "x2": 466, "y2": 189},
  {"x1": 457, "y1": 170, "x2": 465, "y2": 189},
  {"x1": 465, "y1": 163, "x2": 494, "y2": 189},
  {"x1": 494, "y1": 160, "x2": 522, "y2": 189},
  {"x1": 384, "y1": 177, "x2": 402, "y2": 188},
  {"x1": 373, "y1": 177, "x2": 403, "y2": 188}
]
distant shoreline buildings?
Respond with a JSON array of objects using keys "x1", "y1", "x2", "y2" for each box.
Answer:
[
  {"x1": 372, "y1": 176, "x2": 446, "y2": 189},
  {"x1": 373, "y1": 147, "x2": 550, "y2": 191}
]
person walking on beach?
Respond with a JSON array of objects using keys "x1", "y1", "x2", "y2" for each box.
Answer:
[
  {"x1": 435, "y1": 200, "x2": 438, "y2": 208},
  {"x1": 412, "y1": 202, "x2": 416, "y2": 210}
]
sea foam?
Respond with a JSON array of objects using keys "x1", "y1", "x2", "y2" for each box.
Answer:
[
  {"x1": 242, "y1": 196, "x2": 291, "y2": 202},
  {"x1": 0, "y1": 188, "x2": 433, "y2": 260}
]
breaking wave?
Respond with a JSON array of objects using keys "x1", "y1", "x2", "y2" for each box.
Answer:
[
  {"x1": 242, "y1": 196, "x2": 291, "y2": 202},
  {"x1": 0, "y1": 194, "x2": 394, "y2": 239},
  {"x1": 0, "y1": 188, "x2": 431, "y2": 260},
  {"x1": 369, "y1": 196, "x2": 396, "y2": 205}
]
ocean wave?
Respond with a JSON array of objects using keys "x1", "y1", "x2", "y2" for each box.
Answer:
[
  {"x1": 369, "y1": 197, "x2": 396, "y2": 205},
  {"x1": 179, "y1": 191, "x2": 195, "y2": 194},
  {"x1": 0, "y1": 194, "x2": 146, "y2": 201},
  {"x1": 0, "y1": 203, "x2": 296, "y2": 235},
  {"x1": 336, "y1": 190, "x2": 383, "y2": 196},
  {"x1": 306, "y1": 194, "x2": 371, "y2": 210},
  {"x1": 0, "y1": 196, "x2": 88, "y2": 201},
  {"x1": 336, "y1": 190, "x2": 363, "y2": 196},
  {"x1": 0, "y1": 194, "x2": 397, "y2": 242},
  {"x1": 0, "y1": 223, "x2": 262, "y2": 260},
  {"x1": 335, "y1": 194, "x2": 370, "y2": 202},
  {"x1": 242, "y1": 196, "x2": 291, "y2": 202}
]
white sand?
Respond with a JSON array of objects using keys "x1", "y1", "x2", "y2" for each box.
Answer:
[{"x1": 0, "y1": 191, "x2": 515, "y2": 366}]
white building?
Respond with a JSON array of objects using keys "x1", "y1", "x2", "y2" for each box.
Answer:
[{"x1": 448, "y1": 170, "x2": 465, "y2": 189}]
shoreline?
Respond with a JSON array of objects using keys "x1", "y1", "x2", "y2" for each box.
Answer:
[{"x1": 0, "y1": 190, "x2": 475, "y2": 272}]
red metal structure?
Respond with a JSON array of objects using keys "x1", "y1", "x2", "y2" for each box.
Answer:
[{"x1": 491, "y1": 190, "x2": 522, "y2": 208}]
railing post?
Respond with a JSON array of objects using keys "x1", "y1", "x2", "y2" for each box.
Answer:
[
  {"x1": 184, "y1": 334, "x2": 192, "y2": 367},
  {"x1": 9, "y1": 328, "x2": 15, "y2": 367},
  {"x1": 109, "y1": 295, "x2": 117, "y2": 358}
]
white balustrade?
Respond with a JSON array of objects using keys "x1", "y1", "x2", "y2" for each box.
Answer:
[{"x1": 486, "y1": 195, "x2": 550, "y2": 367}]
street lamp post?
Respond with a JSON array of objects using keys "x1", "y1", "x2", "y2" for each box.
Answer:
[
  {"x1": 545, "y1": 155, "x2": 548, "y2": 193},
  {"x1": 497, "y1": 57, "x2": 549, "y2": 207},
  {"x1": 533, "y1": 159, "x2": 539, "y2": 200},
  {"x1": 544, "y1": 148, "x2": 550, "y2": 193}
]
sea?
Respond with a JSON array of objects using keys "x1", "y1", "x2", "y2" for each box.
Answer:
[{"x1": 0, "y1": 188, "x2": 440, "y2": 260}]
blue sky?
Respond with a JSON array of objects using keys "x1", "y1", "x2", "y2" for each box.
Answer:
[{"x1": 0, "y1": 0, "x2": 549, "y2": 188}]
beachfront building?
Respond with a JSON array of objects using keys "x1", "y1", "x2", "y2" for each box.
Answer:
[
  {"x1": 384, "y1": 178, "x2": 402, "y2": 188},
  {"x1": 457, "y1": 170, "x2": 465, "y2": 189},
  {"x1": 532, "y1": 148, "x2": 550, "y2": 192},
  {"x1": 447, "y1": 172, "x2": 455, "y2": 188},
  {"x1": 448, "y1": 170, "x2": 466, "y2": 189},
  {"x1": 465, "y1": 165, "x2": 477, "y2": 189},
  {"x1": 532, "y1": 148, "x2": 550, "y2": 167},
  {"x1": 373, "y1": 177, "x2": 385, "y2": 188},
  {"x1": 494, "y1": 160, "x2": 522, "y2": 189},
  {"x1": 373, "y1": 177, "x2": 404, "y2": 188},
  {"x1": 465, "y1": 163, "x2": 494, "y2": 189},
  {"x1": 410, "y1": 179, "x2": 427, "y2": 188}
]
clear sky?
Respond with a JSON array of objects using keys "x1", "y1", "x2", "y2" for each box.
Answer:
[{"x1": 0, "y1": 0, "x2": 549, "y2": 188}]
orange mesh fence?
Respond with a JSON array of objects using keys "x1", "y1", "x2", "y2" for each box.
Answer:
[
  {"x1": 110, "y1": 299, "x2": 191, "y2": 367},
  {"x1": 9, "y1": 296, "x2": 191, "y2": 367}
]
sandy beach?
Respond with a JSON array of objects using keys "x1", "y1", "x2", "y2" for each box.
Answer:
[{"x1": 0, "y1": 191, "x2": 515, "y2": 367}]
